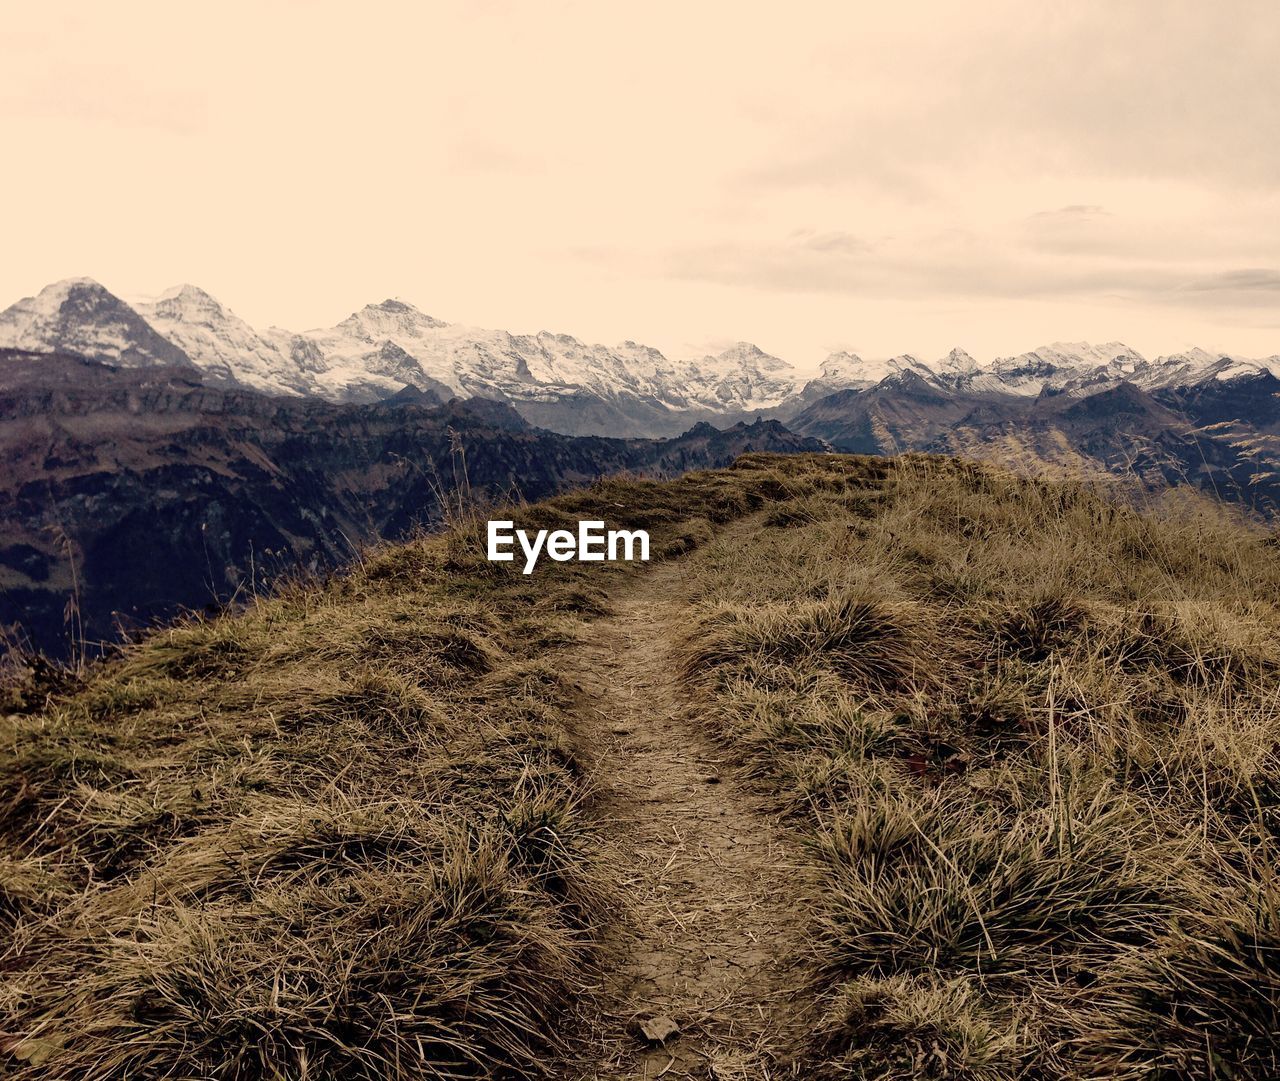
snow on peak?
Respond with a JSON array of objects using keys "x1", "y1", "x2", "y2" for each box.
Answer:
[
  {"x1": 665, "y1": 342, "x2": 797, "y2": 410},
  {"x1": 797, "y1": 352, "x2": 876, "y2": 400},
  {"x1": 885, "y1": 353, "x2": 933, "y2": 375},
  {"x1": 8, "y1": 278, "x2": 1280, "y2": 425},
  {"x1": 708, "y1": 341, "x2": 790, "y2": 372},
  {"x1": 336, "y1": 299, "x2": 448, "y2": 341},
  {"x1": 157, "y1": 282, "x2": 220, "y2": 304},
  {"x1": 800, "y1": 352, "x2": 940, "y2": 397},
  {"x1": 43, "y1": 276, "x2": 105, "y2": 293},
  {"x1": 1038, "y1": 341, "x2": 1147, "y2": 369},
  {"x1": 819, "y1": 351, "x2": 863, "y2": 380},
  {"x1": 17, "y1": 277, "x2": 118, "y2": 317},
  {"x1": 0, "y1": 277, "x2": 191, "y2": 368},
  {"x1": 937, "y1": 347, "x2": 977, "y2": 373},
  {"x1": 1147, "y1": 349, "x2": 1275, "y2": 385},
  {"x1": 135, "y1": 286, "x2": 308, "y2": 393},
  {"x1": 147, "y1": 284, "x2": 231, "y2": 321},
  {"x1": 1161, "y1": 347, "x2": 1223, "y2": 367}
]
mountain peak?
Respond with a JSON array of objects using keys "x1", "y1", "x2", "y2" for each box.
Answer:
[
  {"x1": 0, "y1": 277, "x2": 193, "y2": 369},
  {"x1": 820, "y1": 351, "x2": 863, "y2": 378},
  {"x1": 337, "y1": 299, "x2": 448, "y2": 338},
  {"x1": 369, "y1": 298, "x2": 421, "y2": 314},
  {"x1": 712, "y1": 341, "x2": 789, "y2": 372},
  {"x1": 718, "y1": 341, "x2": 767, "y2": 359},
  {"x1": 938, "y1": 347, "x2": 977, "y2": 373},
  {"x1": 27, "y1": 277, "x2": 117, "y2": 313},
  {"x1": 366, "y1": 298, "x2": 447, "y2": 323},
  {"x1": 48, "y1": 275, "x2": 105, "y2": 291},
  {"x1": 1038, "y1": 341, "x2": 1146, "y2": 368},
  {"x1": 158, "y1": 283, "x2": 217, "y2": 303},
  {"x1": 148, "y1": 284, "x2": 230, "y2": 321}
]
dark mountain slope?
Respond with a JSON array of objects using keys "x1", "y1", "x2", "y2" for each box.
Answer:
[
  {"x1": 1155, "y1": 370, "x2": 1280, "y2": 432},
  {"x1": 0, "y1": 352, "x2": 825, "y2": 656},
  {"x1": 790, "y1": 374, "x2": 1280, "y2": 517},
  {"x1": 785, "y1": 374, "x2": 972, "y2": 454}
]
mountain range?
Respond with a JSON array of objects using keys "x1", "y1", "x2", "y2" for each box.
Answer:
[
  {"x1": 785, "y1": 353, "x2": 1280, "y2": 518},
  {"x1": 5, "y1": 275, "x2": 1280, "y2": 656},
  {"x1": 4, "y1": 278, "x2": 1278, "y2": 438}
]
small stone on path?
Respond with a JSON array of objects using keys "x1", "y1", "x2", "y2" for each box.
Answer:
[{"x1": 633, "y1": 1014, "x2": 680, "y2": 1046}]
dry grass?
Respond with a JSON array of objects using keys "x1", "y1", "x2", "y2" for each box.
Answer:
[
  {"x1": 0, "y1": 462, "x2": 795, "y2": 1079},
  {"x1": 7, "y1": 450, "x2": 1279, "y2": 1078},
  {"x1": 675, "y1": 453, "x2": 1280, "y2": 1079}
]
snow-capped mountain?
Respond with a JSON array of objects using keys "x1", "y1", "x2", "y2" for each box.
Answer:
[
  {"x1": 679, "y1": 342, "x2": 797, "y2": 410},
  {"x1": 133, "y1": 284, "x2": 311, "y2": 395},
  {"x1": 945, "y1": 341, "x2": 1141, "y2": 397},
  {"x1": 0, "y1": 279, "x2": 193, "y2": 369},
  {"x1": 309, "y1": 301, "x2": 652, "y2": 405},
  {"x1": 0, "y1": 280, "x2": 813, "y2": 436},
  {"x1": 3, "y1": 277, "x2": 1279, "y2": 439},
  {"x1": 937, "y1": 341, "x2": 1280, "y2": 399},
  {"x1": 796, "y1": 351, "x2": 946, "y2": 404},
  {"x1": 936, "y1": 347, "x2": 979, "y2": 376},
  {"x1": 1128, "y1": 348, "x2": 1277, "y2": 389}
]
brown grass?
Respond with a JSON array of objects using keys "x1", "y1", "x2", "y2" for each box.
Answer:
[
  {"x1": 7, "y1": 450, "x2": 1279, "y2": 1078},
  {"x1": 0, "y1": 461, "x2": 795, "y2": 1079},
  {"x1": 674, "y1": 453, "x2": 1280, "y2": 1079}
]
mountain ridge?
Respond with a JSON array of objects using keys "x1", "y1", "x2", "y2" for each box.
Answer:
[
  {"x1": 5, "y1": 454, "x2": 1280, "y2": 1080},
  {"x1": 3, "y1": 277, "x2": 1278, "y2": 438}
]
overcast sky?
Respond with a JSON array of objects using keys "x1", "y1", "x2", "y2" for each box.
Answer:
[{"x1": 3, "y1": 1, "x2": 1278, "y2": 370}]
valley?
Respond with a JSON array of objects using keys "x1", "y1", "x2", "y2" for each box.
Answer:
[{"x1": 0, "y1": 351, "x2": 821, "y2": 659}]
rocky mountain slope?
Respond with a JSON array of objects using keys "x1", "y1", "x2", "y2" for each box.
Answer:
[
  {"x1": 0, "y1": 350, "x2": 824, "y2": 657},
  {"x1": 5, "y1": 277, "x2": 1280, "y2": 640},
  {"x1": 0, "y1": 279, "x2": 195, "y2": 370},
  {"x1": 788, "y1": 363, "x2": 1280, "y2": 516}
]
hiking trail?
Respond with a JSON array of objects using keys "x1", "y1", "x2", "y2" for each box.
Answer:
[{"x1": 562, "y1": 554, "x2": 819, "y2": 1080}]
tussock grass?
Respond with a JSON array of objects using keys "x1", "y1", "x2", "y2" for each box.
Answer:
[
  {"x1": 675, "y1": 453, "x2": 1280, "y2": 1079},
  {"x1": 0, "y1": 461, "x2": 784, "y2": 1078},
  {"x1": 817, "y1": 780, "x2": 1185, "y2": 979},
  {"x1": 808, "y1": 974, "x2": 1020, "y2": 1081},
  {"x1": 1067, "y1": 882, "x2": 1280, "y2": 1079},
  {"x1": 683, "y1": 592, "x2": 927, "y2": 697},
  {"x1": 11, "y1": 449, "x2": 1277, "y2": 1078}
]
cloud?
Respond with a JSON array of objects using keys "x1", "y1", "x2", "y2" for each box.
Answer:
[
  {"x1": 4, "y1": 0, "x2": 1280, "y2": 361},
  {"x1": 663, "y1": 230, "x2": 1182, "y2": 301},
  {"x1": 734, "y1": 2, "x2": 1280, "y2": 196},
  {"x1": 788, "y1": 229, "x2": 872, "y2": 256},
  {"x1": 1031, "y1": 205, "x2": 1110, "y2": 219},
  {"x1": 1184, "y1": 268, "x2": 1280, "y2": 293},
  {"x1": 0, "y1": 72, "x2": 208, "y2": 135},
  {"x1": 660, "y1": 221, "x2": 1280, "y2": 317},
  {"x1": 1176, "y1": 268, "x2": 1280, "y2": 307},
  {"x1": 448, "y1": 137, "x2": 546, "y2": 175}
]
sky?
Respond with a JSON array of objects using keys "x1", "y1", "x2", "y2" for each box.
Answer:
[{"x1": 2, "y1": 0, "x2": 1279, "y2": 372}]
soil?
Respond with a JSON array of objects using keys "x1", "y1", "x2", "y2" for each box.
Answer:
[{"x1": 562, "y1": 556, "x2": 820, "y2": 1080}]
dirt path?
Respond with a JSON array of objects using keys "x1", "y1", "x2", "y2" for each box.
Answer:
[{"x1": 563, "y1": 557, "x2": 819, "y2": 1080}]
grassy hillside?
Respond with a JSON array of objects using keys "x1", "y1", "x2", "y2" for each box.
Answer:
[
  {"x1": 677, "y1": 455, "x2": 1280, "y2": 1079},
  {"x1": 4, "y1": 453, "x2": 1280, "y2": 1079},
  {"x1": 0, "y1": 464, "x2": 780, "y2": 1079}
]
